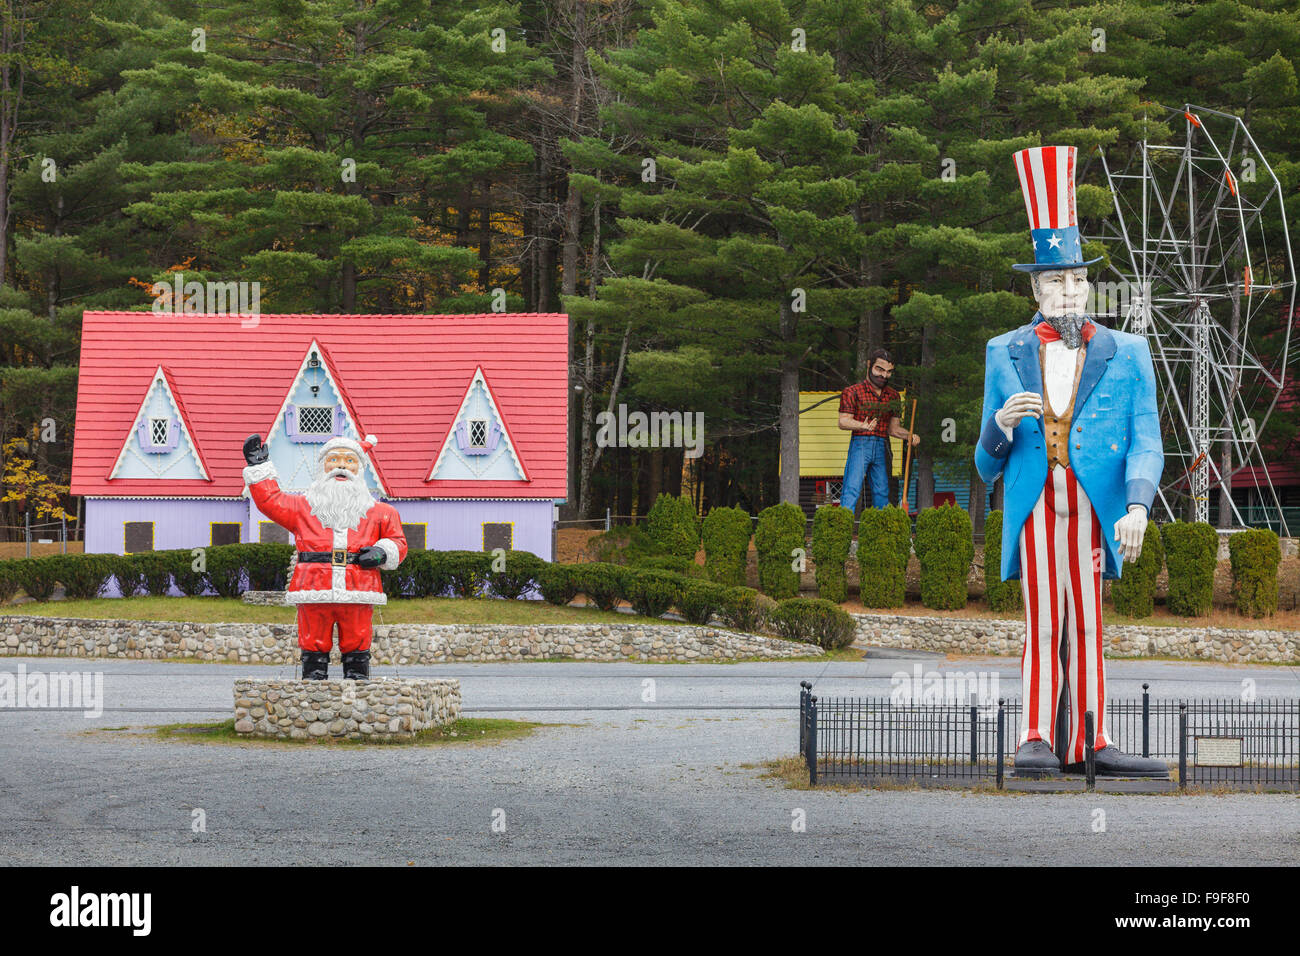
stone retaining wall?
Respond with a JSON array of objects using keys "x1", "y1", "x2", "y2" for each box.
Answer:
[
  {"x1": 0, "y1": 617, "x2": 820, "y2": 662},
  {"x1": 853, "y1": 613, "x2": 1299, "y2": 664},
  {"x1": 233, "y1": 677, "x2": 460, "y2": 740}
]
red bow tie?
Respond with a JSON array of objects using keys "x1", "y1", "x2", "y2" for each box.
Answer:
[{"x1": 1035, "y1": 319, "x2": 1096, "y2": 344}]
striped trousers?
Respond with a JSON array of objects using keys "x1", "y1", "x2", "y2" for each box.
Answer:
[{"x1": 1017, "y1": 463, "x2": 1110, "y2": 763}]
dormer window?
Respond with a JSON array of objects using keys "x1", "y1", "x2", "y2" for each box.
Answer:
[
  {"x1": 297, "y1": 405, "x2": 334, "y2": 434},
  {"x1": 149, "y1": 417, "x2": 170, "y2": 446},
  {"x1": 469, "y1": 419, "x2": 487, "y2": 448}
]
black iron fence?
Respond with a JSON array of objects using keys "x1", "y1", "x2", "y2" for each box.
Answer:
[{"x1": 798, "y1": 682, "x2": 1300, "y2": 791}]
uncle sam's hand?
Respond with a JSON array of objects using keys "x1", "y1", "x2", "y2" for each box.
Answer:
[{"x1": 1113, "y1": 505, "x2": 1148, "y2": 563}]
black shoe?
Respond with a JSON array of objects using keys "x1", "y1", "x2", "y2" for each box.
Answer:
[
  {"x1": 1013, "y1": 739, "x2": 1061, "y2": 776},
  {"x1": 1066, "y1": 746, "x2": 1170, "y2": 779},
  {"x1": 341, "y1": 650, "x2": 370, "y2": 681},
  {"x1": 300, "y1": 651, "x2": 330, "y2": 680}
]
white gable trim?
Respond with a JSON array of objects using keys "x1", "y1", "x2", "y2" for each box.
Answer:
[
  {"x1": 107, "y1": 366, "x2": 210, "y2": 480},
  {"x1": 427, "y1": 365, "x2": 528, "y2": 482},
  {"x1": 257, "y1": 339, "x2": 390, "y2": 497}
]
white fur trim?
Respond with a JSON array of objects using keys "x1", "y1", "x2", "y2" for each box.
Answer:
[
  {"x1": 319, "y1": 436, "x2": 363, "y2": 460},
  {"x1": 285, "y1": 588, "x2": 388, "y2": 606},
  {"x1": 243, "y1": 461, "x2": 278, "y2": 485},
  {"x1": 374, "y1": 537, "x2": 400, "y2": 571},
  {"x1": 332, "y1": 527, "x2": 348, "y2": 591}
]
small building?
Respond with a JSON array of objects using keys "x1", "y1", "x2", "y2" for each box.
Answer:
[{"x1": 70, "y1": 311, "x2": 569, "y2": 558}]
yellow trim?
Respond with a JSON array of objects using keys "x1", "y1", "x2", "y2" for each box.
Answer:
[
  {"x1": 123, "y1": 520, "x2": 155, "y2": 554},
  {"x1": 481, "y1": 520, "x2": 514, "y2": 552},
  {"x1": 209, "y1": 521, "x2": 242, "y2": 546},
  {"x1": 400, "y1": 521, "x2": 429, "y2": 550}
]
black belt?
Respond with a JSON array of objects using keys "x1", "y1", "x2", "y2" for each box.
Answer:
[{"x1": 297, "y1": 550, "x2": 360, "y2": 566}]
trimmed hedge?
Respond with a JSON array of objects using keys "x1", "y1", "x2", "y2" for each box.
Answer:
[
  {"x1": 646, "y1": 493, "x2": 701, "y2": 561},
  {"x1": 982, "y1": 510, "x2": 1022, "y2": 613},
  {"x1": 586, "y1": 524, "x2": 660, "y2": 565},
  {"x1": 1228, "y1": 528, "x2": 1280, "y2": 618},
  {"x1": 719, "y1": 586, "x2": 767, "y2": 633},
  {"x1": 442, "y1": 550, "x2": 492, "y2": 599},
  {"x1": 132, "y1": 551, "x2": 174, "y2": 596},
  {"x1": 626, "y1": 570, "x2": 684, "y2": 619},
  {"x1": 767, "y1": 598, "x2": 856, "y2": 649},
  {"x1": 489, "y1": 549, "x2": 545, "y2": 600},
  {"x1": 12, "y1": 556, "x2": 61, "y2": 601},
  {"x1": 570, "y1": 562, "x2": 629, "y2": 612},
  {"x1": 51, "y1": 554, "x2": 114, "y2": 600},
  {"x1": 914, "y1": 504, "x2": 974, "y2": 610},
  {"x1": 538, "y1": 563, "x2": 579, "y2": 606},
  {"x1": 754, "y1": 502, "x2": 806, "y2": 600},
  {"x1": 0, "y1": 560, "x2": 21, "y2": 603},
  {"x1": 1163, "y1": 521, "x2": 1218, "y2": 617},
  {"x1": 1109, "y1": 522, "x2": 1165, "y2": 619},
  {"x1": 856, "y1": 505, "x2": 911, "y2": 608},
  {"x1": 677, "y1": 580, "x2": 729, "y2": 625},
  {"x1": 811, "y1": 505, "x2": 853, "y2": 604},
  {"x1": 701, "y1": 506, "x2": 752, "y2": 587},
  {"x1": 629, "y1": 554, "x2": 707, "y2": 579}
]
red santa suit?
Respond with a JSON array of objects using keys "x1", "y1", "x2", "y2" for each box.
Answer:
[{"x1": 242, "y1": 455, "x2": 407, "y2": 653}]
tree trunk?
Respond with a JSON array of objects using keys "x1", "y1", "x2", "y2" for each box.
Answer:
[
  {"x1": 778, "y1": 296, "x2": 800, "y2": 504},
  {"x1": 969, "y1": 471, "x2": 986, "y2": 536},
  {"x1": 914, "y1": 311, "x2": 935, "y2": 509},
  {"x1": 577, "y1": 196, "x2": 602, "y2": 517}
]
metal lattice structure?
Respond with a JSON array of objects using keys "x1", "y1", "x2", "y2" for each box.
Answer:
[{"x1": 1084, "y1": 105, "x2": 1296, "y2": 533}]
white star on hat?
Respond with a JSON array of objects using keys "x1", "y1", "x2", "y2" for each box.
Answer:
[{"x1": 1047, "y1": 233, "x2": 1063, "y2": 250}]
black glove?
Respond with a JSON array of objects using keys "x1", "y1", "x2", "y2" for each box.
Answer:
[
  {"x1": 243, "y1": 434, "x2": 269, "y2": 465},
  {"x1": 356, "y1": 546, "x2": 387, "y2": 569}
]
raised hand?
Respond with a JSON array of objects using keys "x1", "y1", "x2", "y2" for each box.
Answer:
[{"x1": 243, "y1": 434, "x2": 269, "y2": 465}]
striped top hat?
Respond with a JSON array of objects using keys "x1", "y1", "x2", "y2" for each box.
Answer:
[{"x1": 1011, "y1": 145, "x2": 1102, "y2": 272}]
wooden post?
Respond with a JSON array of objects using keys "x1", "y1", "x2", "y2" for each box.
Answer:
[{"x1": 899, "y1": 398, "x2": 918, "y2": 513}]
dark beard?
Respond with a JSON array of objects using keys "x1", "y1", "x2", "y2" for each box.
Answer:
[{"x1": 1045, "y1": 312, "x2": 1090, "y2": 349}]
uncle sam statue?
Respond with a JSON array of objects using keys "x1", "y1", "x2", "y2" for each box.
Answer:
[{"x1": 974, "y1": 146, "x2": 1167, "y2": 777}]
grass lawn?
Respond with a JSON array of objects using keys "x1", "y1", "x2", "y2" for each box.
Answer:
[
  {"x1": 0, "y1": 595, "x2": 690, "y2": 627},
  {"x1": 127, "y1": 716, "x2": 547, "y2": 747}
]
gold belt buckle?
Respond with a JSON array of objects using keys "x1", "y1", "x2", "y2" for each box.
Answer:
[{"x1": 332, "y1": 549, "x2": 346, "y2": 566}]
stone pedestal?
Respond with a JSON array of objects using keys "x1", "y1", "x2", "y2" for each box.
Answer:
[{"x1": 233, "y1": 677, "x2": 461, "y2": 741}]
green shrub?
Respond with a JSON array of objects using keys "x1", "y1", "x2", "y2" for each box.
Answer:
[
  {"x1": 0, "y1": 560, "x2": 20, "y2": 603},
  {"x1": 719, "y1": 586, "x2": 767, "y2": 633},
  {"x1": 810, "y1": 505, "x2": 853, "y2": 603},
  {"x1": 645, "y1": 493, "x2": 701, "y2": 561},
  {"x1": 586, "y1": 524, "x2": 661, "y2": 565},
  {"x1": 701, "y1": 506, "x2": 752, "y2": 586},
  {"x1": 1228, "y1": 528, "x2": 1280, "y2": 618},
  {"x1": 381, "y1": 548, "x2": 427, "y2": 600},
  {"x1": 767, "y1": 597, "x2": 856, "y2": 649},
  {"x1": 913, "y1": 504, "x2": 974, "y2": 610},
  {"x1": 489, "y1": 550, "x2": 545, "y2": 600},
  {"x1": 1110, "y1": 522, "x2": 1165, "y2": 618},
  {"x1": 626, "y1": 570, "x2": 684, "y2": 619},
  {"x1": 132, "y1": 551, "x2": 173, "y2": 596},
  {"x1": 754, "y1": 502, "x2": 806, "y2": 599},
  {"x1": 1163, "y1": 521, "x2": 1217, "y2": 617},
  {"x1": 109, "y1": 554, "x2": 147, "y2": 597},
  {"x1": 246, "y1": 543, "x2": 294, "y2": 591},
  {"x1": 204, "y1": 545, "x2": 248, "y2": 598},
  {"x1": 52, "y1": 554, "x2": 114, "y2": 600},
  {"x1": 442, "y1": 550, "x2": 492, "y2": 598},
  {"x1": 856, "y1": 505, "x2": 911, "y2": 608},
  {"x1": 982, "y1": 510, "x2": 1023, "y2": 613},
  {"x1": 629, "y1": 554, "x2": 706, "y2": 578},
  {"x1": 168, "y1": 548, "x2": 211, "y2": 596},
  {"x1": 677, "y1": 580, "x2": 728, "y2": 625},
  {"x1": 570, "y1": 562, "x2": 629, "y2": 612},
  {"x1": 12, "y1": 556, "x2": 60, "y2": 601},
  {"x1": 538, "y1": 563, "x2": 579, "y2": 606}
]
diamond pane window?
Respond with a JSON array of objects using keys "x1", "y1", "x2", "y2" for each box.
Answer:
[
  {"x1": 298, "y1": 405, "x2": 334, "y2": 434},
  {"x1": 150, "y1": 418, "x2": 169, "y2": 446},
  {"x1": 469, "y1": 419, "x2": 487, "y2": 447}
]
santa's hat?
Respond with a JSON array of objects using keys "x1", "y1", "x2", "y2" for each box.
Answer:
[
  {"x1": 1011, "y1": 146, "x2": 1103, "y2": 273},
  {"x1": 318, "y1": 433, "x2": 377, "y2": 464}
]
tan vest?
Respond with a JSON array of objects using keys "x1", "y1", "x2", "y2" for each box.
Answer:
[{"x1": 1040, "y1": 341, "x2": 1086, "y2": 469}]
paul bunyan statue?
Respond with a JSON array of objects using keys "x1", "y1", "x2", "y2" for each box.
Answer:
[
  {"x1": 974, "y1": 146, "x2": 1168, "y2": 778},
  {"x1": 242, "y1": 432, "x2": 407, "y2": 681}
]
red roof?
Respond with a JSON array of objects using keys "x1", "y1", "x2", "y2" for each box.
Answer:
[{"x1": 72, "y1": 311, "x2": 569, "y2": 499}]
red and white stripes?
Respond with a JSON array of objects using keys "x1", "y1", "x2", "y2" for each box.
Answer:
[
  {"x1": 1013, "y1": 146, "x2": 1078, "y2": 231},
  {"x1": 1017, "y1": 463, "x2": 1110, "y2": 763}
]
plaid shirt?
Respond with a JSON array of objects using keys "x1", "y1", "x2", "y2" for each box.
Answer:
[{"x1": 839, "y1": 380, "x2": 900, "y2": 437}]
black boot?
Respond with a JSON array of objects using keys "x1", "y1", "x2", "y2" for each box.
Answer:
[
  {"x1": 300, "y1": 651, "x2": 330, "y2": 680},
  {"x1": 1066, "y1": 746, "x2": 1170, "y2": 779},
  {"x1": 341, "y1": 650, "x2": 370, "y2": 681},
  {"x1": 1013, "y1": 739, "x2": 1062, "y2": 776}
]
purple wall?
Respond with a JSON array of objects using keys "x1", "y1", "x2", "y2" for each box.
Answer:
[{"x1": 87, "y1": 496, "x2": 557, "y2": 561}]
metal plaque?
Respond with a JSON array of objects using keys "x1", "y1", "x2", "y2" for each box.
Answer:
[{"x1": 1194, "y1": 736, "x2": 1243, "y2": 767}]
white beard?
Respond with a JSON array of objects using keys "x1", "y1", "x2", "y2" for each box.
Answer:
[{"x1": 304, "y1": 468, "x2": 375, "y2": 531}]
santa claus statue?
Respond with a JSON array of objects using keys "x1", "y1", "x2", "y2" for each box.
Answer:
[{"x1": 242, "y1": 432, "x2": 407, "y2": 680}]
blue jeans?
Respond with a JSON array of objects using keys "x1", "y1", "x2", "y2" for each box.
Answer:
[{"x1": 841, "y1": 435, "x2": 890, "y2": 512}]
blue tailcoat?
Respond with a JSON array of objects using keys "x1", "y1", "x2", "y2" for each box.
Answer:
[{"x1": 973, "y1": 314, "x2": 1163, "y2": 581}]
